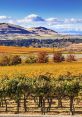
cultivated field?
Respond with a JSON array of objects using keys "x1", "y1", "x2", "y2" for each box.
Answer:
[
  {"x1": 0, "y1": 46, "x2": 82, "y2": 116},
  {"x1": 0, "y1": 46, "x2": 63, "y2": 54},
  {"x1": 0, "y1": 63, "x2": 82, "y2": 115},
  {"x1": 0, "y1": 62, "x2": 82, "y2": 78}
]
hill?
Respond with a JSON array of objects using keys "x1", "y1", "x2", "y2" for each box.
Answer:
[
  {"x1": 0, "y1": 23, "x2": 82, "y2": 48},
  {"x1": 0, "y1": 23, "x2": 59, "y2": 40},
  {"x1": 0, "y1": 23, "x2": 82, "y2": 40},
  {"x1": 28, "y1": 26, "x2": 58, "y2": 36},
  {"x1": 0, "y1": 23, "x2": 31, "y2": 35}
]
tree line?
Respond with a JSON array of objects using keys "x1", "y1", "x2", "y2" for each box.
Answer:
[{"x1": 0, "y1": 72, "x2": 82, "y2": 115}]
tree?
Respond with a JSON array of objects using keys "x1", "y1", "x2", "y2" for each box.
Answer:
[
  {"x1": 51, "y1": 76, "x2": 65, "y2": 108},
  {"x1": 37, "y1": 52, "x2": 48, "y2": 63},
  {"x1": 18, "y1": 76, "x2": 34, "y2": 112},
  {"x1": 25, "y1": 55, "x2": 37, "y2": 64},
  {"x1": 9, "y1": 55, "x2": 21, "y2": 65},
  {"x1": 64, "y1": 80, "x2": 80, "y2": 115},
  {"x1": 53, "y1": 52, "x2": 64, "y2": 62},
  {"x1": 0, "y1": 75, "x2": 10, "y2": 112},
  {"x1": 0, "y1": 56, "x2": 10, "y2": 66},
  {"x1": 66, "y1": 54, "x2": 76, "y2": 62},
  {"x1": 8, "y1": 74, "x2": 23, "y2": 113},
  {"x1": 34, "y1": 74, "x2": 52, "y2": 114}
]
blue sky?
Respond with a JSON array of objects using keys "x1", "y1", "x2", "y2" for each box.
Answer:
[{"x1": 0, "y1": 0, "x2": 82, "y2": 34}]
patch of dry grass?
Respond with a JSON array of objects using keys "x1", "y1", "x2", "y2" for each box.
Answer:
[
  {"x1": 0, "y1": 62, "x2": 82, "y2": 78},
  {"x1": 0, "y1": 46, "x2": 64, "y2": 54}
]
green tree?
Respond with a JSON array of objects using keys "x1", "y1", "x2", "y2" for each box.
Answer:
[
  {"x1": 8, "y1": 74, "x2": 23, "y2": 113},
  {"x1": 64, "y1": 80, "x2": 80, "y2": 115},
  {"x1": 18, "y1": 76, "x2": 34, "y2": 112},
  {"x1": 50, "y1": 76, "x2": 65, "y2": 108},
  {"x1": 25, "y1": 55, "x2": 37, "y2": 64},
  {"x1": 0, "y1": 75, "x2": 9, "y2": 112},
  {"x1": 34, "y1": 74, "x2": 52, "y2": 114}
]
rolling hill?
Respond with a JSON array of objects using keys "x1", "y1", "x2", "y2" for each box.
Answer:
[
  {"x1": 0, "y1": 23, "x2": 82, "y2": 48},
  {"x1": 0, "y1": 23, "x2": 82, "y2": 40},
  {"x1": 28, "y1": 26, "x2": 58, "y2": 36},
  {"x1": 0, "y1": 23, "x2": 31, "y2": 35},
  {"x1": 0, "y1": 23, "x2": 59, "y2": 40}
]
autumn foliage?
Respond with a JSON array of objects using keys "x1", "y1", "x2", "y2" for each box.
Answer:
[
  {"x1": 37, "y1": 52, "x2": 48, "y2": 63},
  {"x1": 66, "y1": 54, "x2": 76, "y2": 62},
  {"x1": 53, "y1": 52, "x2": 65, "y2": 62}
]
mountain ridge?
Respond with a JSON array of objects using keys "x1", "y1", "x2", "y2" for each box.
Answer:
[{"x1": 0, "y1": 23, "x2": 82, "y2": 41}]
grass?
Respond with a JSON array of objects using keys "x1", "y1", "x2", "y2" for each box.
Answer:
[
  {"x1": 0, "y1": 46, "x2": 82, "y2": 77},
  {"x1": 0, "y1": 62, "x2": 82, "y2": 78},
  {"x1": 1, "y1": 46, "x2": 82, "y2": 55},
  {"x1": 0, "y1": 46, "x2": 64, "y2": 54}
]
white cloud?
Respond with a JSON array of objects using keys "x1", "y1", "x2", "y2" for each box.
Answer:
[
  {"x1": 0, "y1": 14, "x2": 82, "y2": 33},
  {"x1": 17, "y1": 14, "x2": 45, "y2": 23},
  {"x1": 0, "y1": 16, "x2": 11, "y2": 20},
  {"x1": 64, "y1": 18, "x2": 82, "y2": 24},
  {"x1": 46, "y1": 18, "x2": 58, "y2": 22},
  {"x1": 46, "y1": 18, "x2": 59, "y2": 26},
  {"x1": 0, "y1": 15, "x2": 15, "y2": 24}
]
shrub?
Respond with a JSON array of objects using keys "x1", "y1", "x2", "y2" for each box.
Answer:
[
  {"x1": 53, "y1": 52, "x2": 64, "y2": 62},
  {"x1": 25, "y1": 55, "x2": 37, "y2": 64},
  {"x1": 37, "y1": 52, "x2": 48, "y2": 63},
  {"x1": 0, "y1": 55, "x2": 10, "y2": 66},
  {"x1": 9, "y1": 55, "x2": 21, "y2": 65},
  {"x1": 66, "y1": 54, "x2": 76, "y2": 62}
]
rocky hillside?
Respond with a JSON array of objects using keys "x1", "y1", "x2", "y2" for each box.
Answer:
[
  {"x1": 0, "y1": 23, "x2": 82, "y2": 40},
  {"x1": 0, "y1": 23, "x2": 31, "y2": 35},
  {"x1": 28, "y1": 26, "x2": 58, "y2": 36},
  {"x1": 0, "y1": 23, "x2": 60, "y2": 40},
  {"x1": 0, "y1": 23, "x2": 82, "y2": 48}
]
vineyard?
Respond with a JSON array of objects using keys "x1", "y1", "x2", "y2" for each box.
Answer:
[
  {"x1": 0, "y1": 72, "x2": 82, "y2": 115},
  {"x1": 0, "y1": 46, "x2": 82, "y2": 115},
  {"x1": 0, "y1": 63, "x2": 82, "y2": 115}
]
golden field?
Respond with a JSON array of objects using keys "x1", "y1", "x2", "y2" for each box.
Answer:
[
  {"x1": 0, "y1": 62, "x2": 82, "y2": 78},
  {"x1": 0, "y1": 46, "x2": 63, "y2": 54},
  {"x1": 0, "y1": 46, "x2": 82, "y2": 79}
]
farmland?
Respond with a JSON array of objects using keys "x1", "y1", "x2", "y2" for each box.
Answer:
[
  {"x1": 0, "y1": 46, "x2": 82, "y2": 115},
  {"x1": 0, "y1": 46, "x2": 63, "y2": 54},
  {"x1": 0, "y1": 63, "x2": 82, "y2": 115},
  {"x1": 0, "y1": 62, "x2": 82, "y2": 78}
]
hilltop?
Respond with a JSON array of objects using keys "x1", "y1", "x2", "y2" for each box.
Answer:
[
  {"x1": 0, "y1": 23, "x2": 31, "y2": 35},
  {"x1": 28, "y1": 26, "x2": 58, "y2": 36}
]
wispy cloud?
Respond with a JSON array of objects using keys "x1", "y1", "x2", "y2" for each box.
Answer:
[
  {"x1": 0, "y1": 16, "x2": 11, "y2": 20},
  {"x1": 0, "y1": 15, "x2": 16, "y2": 24},
  {"x1": 64, "y1": 18, "x2": 82, "y2": 24}
]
